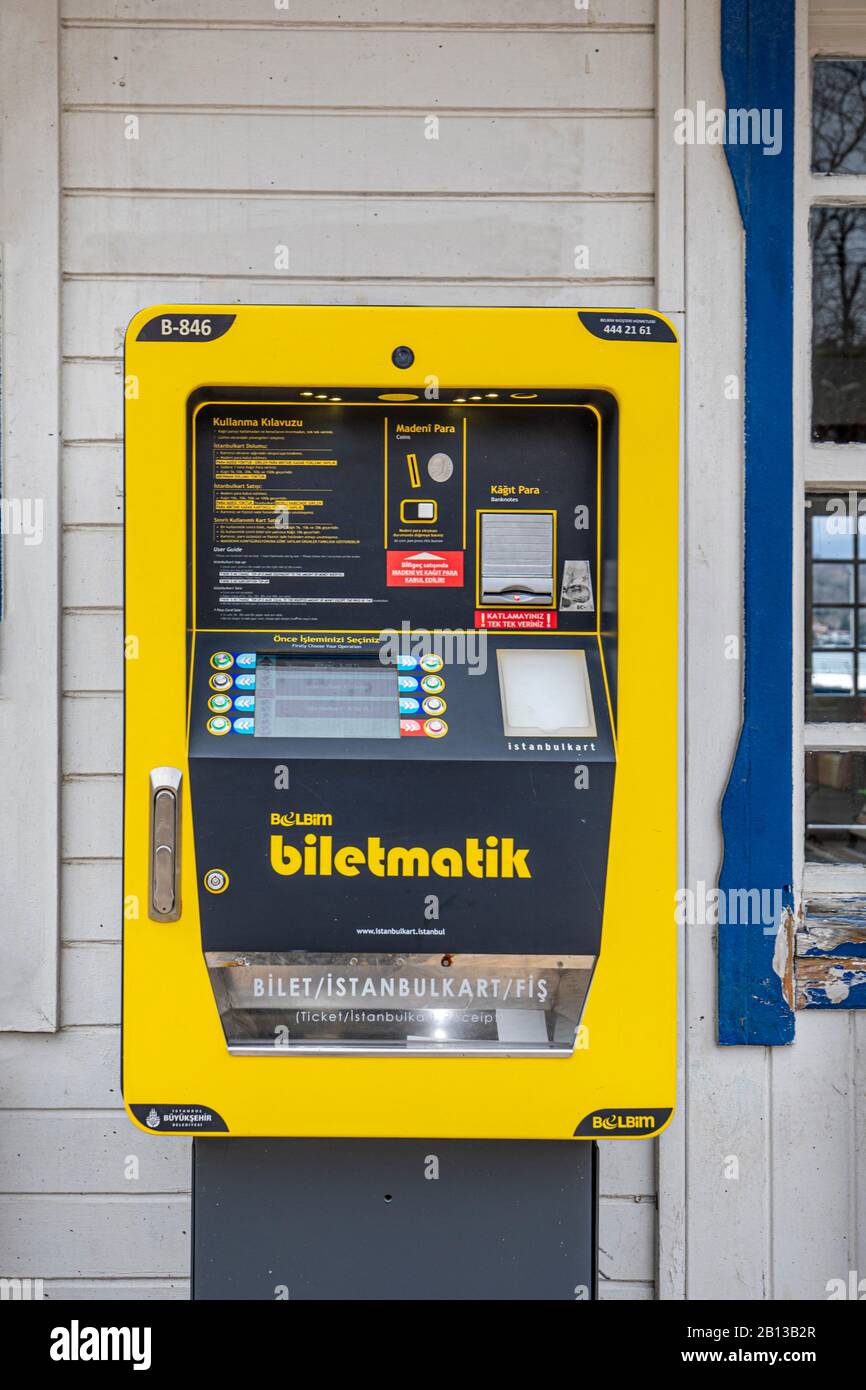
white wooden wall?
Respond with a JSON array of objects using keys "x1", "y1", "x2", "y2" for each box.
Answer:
[
  {"x1": 657, "y1": 0, "x2": 866, "y2": 1301},
  {"x1": 0, "y1": 0, "x2": 659, "y2": 1300},
  {"x1": 5, "y1": 0, "x2": 858, "y2": 1305}
]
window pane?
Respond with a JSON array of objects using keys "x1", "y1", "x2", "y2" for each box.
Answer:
[
  {"x1": 812, "y1": 59, "x2": 866, "y2": 174},
  {"x1": 812, "y1": 207, "x2": 866, "y2": 442},
  {"x1": 805, "y1": 750, "x2": 866, "y2": 865},
  {"x1": 813, "y1": 607, "x2": 854, "y2": 647},
  {"x1": 813, "y1": 562, "x2": 854, "y2": 603},
  {"x1": 806, "y1": 494, "x2": 866, "y2": 719},
  {"x1": 812, "y1": 512, "x2": 855, "y2": 558}
]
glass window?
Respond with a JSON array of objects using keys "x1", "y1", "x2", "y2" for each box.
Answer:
[
  {"x1": 812, "y1": 206, "x2": 866, "y2": 442},
  {"x1": 805, "y1": 750, "x2": 866, "y2": 865},
  {"x1": 812, "y1": 59, "x2": 866, "y2": 175},
  {"x1": 805, "y1": 493, "x2": 866, "y2": 720}
]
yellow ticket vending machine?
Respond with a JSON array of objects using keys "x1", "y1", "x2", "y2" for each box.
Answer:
[{"x1": 123, "y1": 308, "x2": 678, "y2": 1213}]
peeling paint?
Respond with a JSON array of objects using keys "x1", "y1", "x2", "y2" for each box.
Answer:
[
  {"x1": 795, "y1": 957, "x2": 866, "y2": 1010},
  {"x1": 772, "y1": 908, "x2": 795, "y2": 1012}
]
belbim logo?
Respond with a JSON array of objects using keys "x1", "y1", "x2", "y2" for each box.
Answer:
[
  {"x1": 592, "y1": 1114, "x2": 655, "y2": 1132},
  {"x1": 270, "y1": 811, "x2": 333, "y2": 827},
  {"x1": 270, "y1": 834, "x2": 531, "y2": 878}
]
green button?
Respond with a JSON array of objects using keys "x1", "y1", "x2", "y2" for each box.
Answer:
[
  {"x1": 208, "y1": 694, "x2": 232, "y2": 713},
  {"x1": 207, "y1": 716, "x2": 231, "y2": 735},
  {"x1": 211, "y1": 651, "x2": 233, "y2": 670}
]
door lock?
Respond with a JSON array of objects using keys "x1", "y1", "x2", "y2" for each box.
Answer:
[{"x1": 149, "y1": 767, "x2": 182, "y2": 921}]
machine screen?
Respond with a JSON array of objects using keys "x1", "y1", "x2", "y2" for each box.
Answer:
[{"x1": 253, "y1": 657, "x2": 400, "y2": 740}]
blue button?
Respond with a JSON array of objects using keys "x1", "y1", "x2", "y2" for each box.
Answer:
[
  {"x1": 232, "y1": 718, "x2": 254, "y2": 734},
  {"x1": 235, "y1": 673, "x2": 256, "y2": 689},
  {"x1": 233, "y1": 695, "x2": 255, "y2": 712},
  {"x1": 235, "y1": 653, "x2": 256, "y2": 668},
  {"x1": 399, "y1": 697, "x2": 421, "y2": 714},
  {"x1": 398, "y1": 675, "x2": 419, "y2": 692},
  {"x1": 396, "y1": 656, "x2": 418, "y2": 671}
]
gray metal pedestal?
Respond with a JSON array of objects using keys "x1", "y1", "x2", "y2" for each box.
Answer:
[{"x1": 192, "y1": 1138, "x2": 597, "y2": 1301}]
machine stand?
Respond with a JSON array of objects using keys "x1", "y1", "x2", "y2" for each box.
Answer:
[{"x1": 192, "y1": 1138, "x2": 598, "y2": 1301}]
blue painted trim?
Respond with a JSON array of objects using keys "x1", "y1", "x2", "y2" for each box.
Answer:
[{"x1": 718, "y1": 0, "x2": 797, "y2": 1044}]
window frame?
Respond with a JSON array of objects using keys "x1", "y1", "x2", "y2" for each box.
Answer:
[{"x1": 799, "y1": 20, "x2": 866, "y2": 897}]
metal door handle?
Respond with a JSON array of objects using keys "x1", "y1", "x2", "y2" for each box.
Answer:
[{"x1": 149, "y1": 767, "x2": 182, "y2": 921}]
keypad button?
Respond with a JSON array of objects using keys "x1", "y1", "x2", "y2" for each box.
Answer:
[
  {"x1": 207, "y1": 716, "x2": 232, "y2": 736},
  {"x1": 419, "y1": 653, "x2": 444, "y2": 673},
  {"x1": 208, "y1": 694, "x2": 232, "y2": 713},
  {"x1": 210, "y1": 652, "x2": 233, "y2": 670},
  {"x1": 423, "y1": 717, "x2": 448, "y2": 739},
  {"x1": 422, "y1": 696, "x2": 446, "y2": 715},
  {"x1": 209, "y1": 673, "x2": 233, "y2": 692},
  {"x1": 420, "y1": 674, "x2": 445, "y2": 694}
]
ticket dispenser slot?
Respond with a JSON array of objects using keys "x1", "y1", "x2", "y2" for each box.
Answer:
[{"x1": 122, "y1": 305, "x2": 679, "y2": 1142}]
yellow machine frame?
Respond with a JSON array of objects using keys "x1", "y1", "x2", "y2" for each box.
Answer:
[{"x1": 123, "y1": 305, "x2": 679, "y2": 1140}]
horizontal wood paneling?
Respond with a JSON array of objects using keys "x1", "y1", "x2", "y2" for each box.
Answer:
[
  {"x1": 61, "y1": 1, "x2": 654, "y2": 24},
  {"x1": 42, "y1": 1278, "x2": 188, "y2": 1300},
  {"x1": 599, "y1": 1279, "x2": 654, "y2": 1300},
  {"x1": 0, "y1": 1029, "x2": 121, "y2": 1109},
  {"x1": 62, "y1": 278, "x2": 653, "y2": 360},
  {"x1": 62, "y1": 194, "x2": 653, "y2": 282},
  {"x1": 62, "y1": 861, "x2": 121, "y2": 941},
  {"x1": 61, "y1": 943, "x2": 120, "y2": 1026},
  {"x1": 63, "y1": 612, "x2": 123, "y2": 688},
  {"x1": 0, "y1": 1114, "x2": 189, "y2": 1192},
  {"x1": 62, "y1": 28, "x2": 654, "y2": 109},
  {"x1": 63, "y1": 444, "x2": 123, "y2": 525},
  {"x1": 63, "y1": 694, "x2": 122, "y2": 775},
  {"x1": 62, "y1": 525, "x2": 123, "y2": 603},
  {"x1": 597, "y1": 1196, "x2": 655, "y2": 1284},
  {"x1": 0, "y1": 1195, "x2": 189, "y2": 1278},
  {"x1": 598, "y1": 1138, "x2": 655, "y2": 1197},
  {"x1": 63, "y1": 111, "x2": 653, "y2": 196},
  {"x1": 62, "y1": 778, "x2": 123, "y2": 858},
  {"x1": 48, "y1": 0, "x2": 662, "y2": 1302}
]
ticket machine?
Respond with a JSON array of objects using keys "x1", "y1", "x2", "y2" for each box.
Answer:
[{"x1": 123, "y1": 307, "x2": 678, "y2": 1296}]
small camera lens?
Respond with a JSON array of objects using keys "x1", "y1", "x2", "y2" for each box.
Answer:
[{"x1": 392, "y1": 345, "x2": 414, "y2": 369}]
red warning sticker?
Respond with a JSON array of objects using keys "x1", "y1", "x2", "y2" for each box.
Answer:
[
  {"x1": 386, "y1": 550, "x2": 464, "y2": 587},
  {"x1": 475, "y1": 610, "x2": 558, "y2": 630}
]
